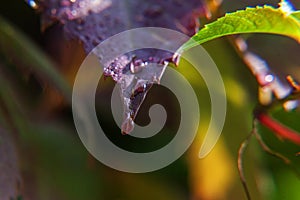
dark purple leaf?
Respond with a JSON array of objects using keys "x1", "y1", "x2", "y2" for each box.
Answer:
[{"x1": 37, "y1": 0, "x2": 208, "y2": 134}]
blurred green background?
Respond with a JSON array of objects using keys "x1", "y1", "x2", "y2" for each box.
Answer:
[{"x1": 0, "y1": 0, "x2": 300, "y2": 200}]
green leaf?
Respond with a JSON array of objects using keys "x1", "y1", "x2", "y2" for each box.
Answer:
[
  {"x1": 291, "y1": 11, "x2": 300, "y2": 21},
  {"x1": 180, "y1": 6, "x2": 300, "y2": 52}
]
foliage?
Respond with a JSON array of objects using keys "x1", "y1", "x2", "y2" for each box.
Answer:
[
  {"x1": 0, "y1": 1, "x2": 300, "y2": 200},
  {"x1": 180, "y1": 6, "x2": 300, "y2": 51}
]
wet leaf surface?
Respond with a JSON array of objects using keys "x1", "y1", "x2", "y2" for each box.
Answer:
[{"x1": 38, "y1": 0, "x2": 208, "y2": 133}]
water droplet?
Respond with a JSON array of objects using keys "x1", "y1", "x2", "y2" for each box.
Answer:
[
  {"x1": 26, "y1": 0, "x2": 38, "y2": 9},
  {"x1": 130, "y1": 59, "x2": 145, "y2": 74},
  {"x1": 121, "y1": 117, "x2": 134, "y2": 135},
  {"x1": 172, "y1": 53, "x2": 180, "y2": 66},
  {"x1": 71, "y1": 10, "x2": 78, "y2": 17},
  {"x1": 264, "y1": 74, "x2": 274, "y2": 83},
  {"x1": 257, "y1": 72, "x2": 275, "y2": 86}
]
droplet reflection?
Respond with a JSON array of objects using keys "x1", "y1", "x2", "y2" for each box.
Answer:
[{"x1": 26, "y1": 0, "x2": 38, "y2": 9}]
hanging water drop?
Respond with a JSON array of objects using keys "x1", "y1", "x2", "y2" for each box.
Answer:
[
  {"x1": 121, "y1": 116, "x2": 134, "y2": 135},
  {"x1": 130, "y1": 59, "x2": 145, "y2": 74}
]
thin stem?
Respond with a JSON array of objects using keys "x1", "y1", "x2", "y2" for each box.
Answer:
[
  {"x1": 253, "y1": 119, "x2": 300, "y2": 180},
  {"x1": 253, "y1": 125, "x2": 290, "y2": 164},
  {"x1": 239, "y1": 118, "x2": 300, "y2": 200},
  {"x1": 238, "y1": 131, "x2": 253, "y2": 200}
]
